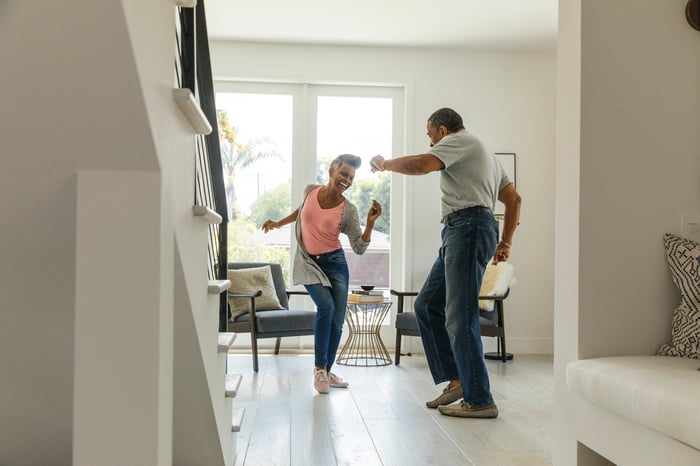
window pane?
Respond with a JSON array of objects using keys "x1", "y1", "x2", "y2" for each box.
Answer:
[
  {"x1": 316, "y1": 96, "x2": 392, "y2": 289},
  {"x1": 216, "y1": 92, "x2": 294, "y2": 280}
]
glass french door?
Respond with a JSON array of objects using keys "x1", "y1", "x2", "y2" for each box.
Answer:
[{"x1": 215, "y1": 81, "x2": 404, "y2": 345}]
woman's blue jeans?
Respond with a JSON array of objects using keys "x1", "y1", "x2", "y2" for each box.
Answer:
[
  {"x1": 304, "y1": 248, "x2": 349, "y2": 372},
  {"x1": 414, "y1": 208, "x2": 498, "y2": 407}
]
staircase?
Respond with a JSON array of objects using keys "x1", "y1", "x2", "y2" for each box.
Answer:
[
  {"x1": 171, "y1": 2, "x2": 242, "y2": 465},
  {"x1": 0, "y1": 1, "x2": 239, "y2": 464},
  {"x1": 172, "y1": 205, "x2": 239, "y2": 465}
]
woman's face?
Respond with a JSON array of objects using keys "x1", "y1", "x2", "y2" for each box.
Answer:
[{"x1": 328, "y1": 162, "x2": 355, "y2": 194}]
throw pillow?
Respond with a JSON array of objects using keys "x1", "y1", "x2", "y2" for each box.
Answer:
[
  {"x1": 657, "y1": 233, "x2": 700, "y2": 359},
  {"x1": 479, "y1": 262, "x2": 516, "y2": 312},
  {"x1": 227, "y1": 266, "x2": 284, "y2": 321}
]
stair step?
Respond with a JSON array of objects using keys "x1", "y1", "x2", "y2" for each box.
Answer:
[
  {"x1": 218, "y1": 333, "x2": 236, "y2": 353},
  {"x1": 192, "y1": 204, "x2": 222, "y2": 224},
  {"x1": 225, "y1": 373, "x2": 243, "y2": 398},
  {"x1": 231, "y1": 407, "x2": 245, "y2": 433},
  {"x1": 208, "y1": 279, "x2": 231, "y2": 295}
]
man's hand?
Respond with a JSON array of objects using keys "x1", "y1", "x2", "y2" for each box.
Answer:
[
  {"x1": 492, "y1": 241, "x2": 510, "y2": 265},
  {"x1": 370, "y1": 155, "x2": 385, "y2": 173}
]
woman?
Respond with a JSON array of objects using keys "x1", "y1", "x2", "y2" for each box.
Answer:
[{"x1": 262, "y1": 154, "x2": 382, "y2": 394}]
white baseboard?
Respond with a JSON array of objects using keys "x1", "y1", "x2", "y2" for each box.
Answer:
[
  {"x1": 482, "y1": 336, "x2": 554, "y2": 355},
  {"x1": 230, "y1": 334, "x2": 554, "y2": 355},
  {"x1": 399, "y1": 335, "x2": 553, "y2": 355}
]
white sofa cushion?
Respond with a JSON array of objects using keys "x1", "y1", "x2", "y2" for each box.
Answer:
[{"x1": 567, "y1": 356, "x2": 700, "y2": 450}]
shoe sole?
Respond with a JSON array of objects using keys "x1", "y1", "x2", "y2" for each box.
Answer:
[{"x1": 438, "y1": 405, "x2": 498, "y2": 418}]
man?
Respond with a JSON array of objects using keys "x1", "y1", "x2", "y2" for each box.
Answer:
[{"x1": 370, "y1": 108, "x2": 521, "y2": 418}]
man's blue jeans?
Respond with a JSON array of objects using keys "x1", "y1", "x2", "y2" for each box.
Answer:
[
  {"x1": 304, "y1": 249, "x2": 349, "y2": 372},
  {"x1": 414, "y1": 208, "x2": 498, "y2": 407}
]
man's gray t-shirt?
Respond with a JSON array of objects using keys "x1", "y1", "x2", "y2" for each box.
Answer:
[{"x1": 427, "y1": 130, "x2": 511, "y2": 219}]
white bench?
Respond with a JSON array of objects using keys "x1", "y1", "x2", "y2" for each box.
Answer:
[{"x1": 567, "y1": 356, "x2": 700, "y2": 465}]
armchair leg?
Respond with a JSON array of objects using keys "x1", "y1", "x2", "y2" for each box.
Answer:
[
  {"x1": 484, "y1": 337, "x2": 513, "y2": 362},
  {"x1": 395, "y1": 333, "x2": 402, "y2": 366},
  {"x1": 484, "y1": 301, "x2": 513, "y2": 362},
  {"x1": 274, "y1": 337, "x2": 282, "y2": 355},
  {"x1": 251, "y1": 337, "x2": 259, "y2": 372}
]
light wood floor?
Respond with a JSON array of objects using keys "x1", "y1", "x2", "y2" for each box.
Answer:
[{"x1": 227, "y1": 350, "x2": 553, "y2": 466}]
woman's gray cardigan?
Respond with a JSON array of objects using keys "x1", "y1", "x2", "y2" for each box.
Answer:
[{"x1": 292, "y1": 184, "x2": 370, "y2": 286}]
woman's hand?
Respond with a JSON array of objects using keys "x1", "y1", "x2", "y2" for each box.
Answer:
[
  {"x1": 367, "y1": 200, "x2": 382, "y2": 224},
  {"x1": 261, "y1": 219, "x2": 278, "y2": 233}
]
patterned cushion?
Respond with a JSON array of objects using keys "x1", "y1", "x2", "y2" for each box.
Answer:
[
  {"x1": 657, "y1": 233, "x2": 700, "y2": 359},
  {"x1": 227, "y1": 265, "x2": 284, "y2": 320}
]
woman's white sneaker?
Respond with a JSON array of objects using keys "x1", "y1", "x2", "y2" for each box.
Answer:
[
  {"x1": 314, "y1": 368, "x2": 330, "y2": 394},
  {"x1": 328, "y1": 372, "x2": 349, "y2": 388}
]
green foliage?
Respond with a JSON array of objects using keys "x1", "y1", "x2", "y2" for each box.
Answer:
[
  {"x1": 316, "y1": 156, "x2": 334, "y2": 184},
  {"x1": 346, "y1": 172, "x2": 391, "y2": 234},
  {"x1": 227, "y1": 216, "x2": 292, "y2": 285},
  {"x1": 217, "y1": 108, "x2": 281, "y2": 174},
  {"x1": 216, "y1": 109, "x2": 282, "y2": 220},
  {"x1": 249, "y1": 183, "x2": 291, "y2": 228}
]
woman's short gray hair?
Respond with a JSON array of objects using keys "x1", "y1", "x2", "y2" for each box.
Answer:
[{"x1": 330, "y1": 154, "x2": 362, "y2": 170}]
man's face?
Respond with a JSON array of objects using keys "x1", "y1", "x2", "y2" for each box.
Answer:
[{"x1": 426, "y1": 121, "x2": 446, "y2": 147}]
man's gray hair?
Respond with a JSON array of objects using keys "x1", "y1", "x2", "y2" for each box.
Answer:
[{"x1": 428, "y1": 108, "x2": 465, "y2": 133}]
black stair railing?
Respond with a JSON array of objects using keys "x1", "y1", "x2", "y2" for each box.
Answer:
[{"x1": 177, "y1": 1, "x2": 229, "y2": 331}]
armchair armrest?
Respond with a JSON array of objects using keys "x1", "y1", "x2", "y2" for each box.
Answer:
[
  {"x1": 287, "y1": 289, "x2": 309, "y2": 308},
  {"x1": 389, "y1": 288, "x2": 510, "y2": 315},
  {"x1": 390, "y1": 289, "x2": 419, "y2": 314},
  {"x1": 227, "y1": 290, "x2": 263, "y2": 299},
  {"x1": 227, "y1": 290, "x2": 263, "y2": 320},
  {"x1": 478, "y1": 288, "x2": 510, "y2": 300}
]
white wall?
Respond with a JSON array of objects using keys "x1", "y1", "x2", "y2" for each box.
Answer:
[
  {"x1": 211, "y1": 40, "x2": 558, "y2": 354},
  {"x1": 554, "y1": 0, "x2": 700, "y2": 463},
  {"x1": 0, "y1": 1, "x2": 184, "y2": 464},
  {"x1": 553, "y1": 0, "x2": 582, "y2": 463},
  {"x1": 578, "y1": 0, "x2": 700, "y2": 358}
]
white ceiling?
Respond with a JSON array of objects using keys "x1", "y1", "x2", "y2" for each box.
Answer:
[{"x1": 205, "y1": 0, "x2": 558, "y2": 51}]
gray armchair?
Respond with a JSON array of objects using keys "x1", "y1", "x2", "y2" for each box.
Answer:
[
  {"x1": 391, "y1": 262, "x2": 516, "y2": 364},
  {"x1": 227, "y1": 262, "x2": 316, "y2": 372},
  {"x1": 391, "y1": 289, "x2": 512, "y2": 365}
]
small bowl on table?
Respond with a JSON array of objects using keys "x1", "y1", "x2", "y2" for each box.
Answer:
[{"x1": 360, "y1": 285, "x2": 375, "y2": 291}]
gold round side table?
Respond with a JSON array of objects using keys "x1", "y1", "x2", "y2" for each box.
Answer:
[{"x1": 336, "y1": 300, "x2": 393, "y2": 366}]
